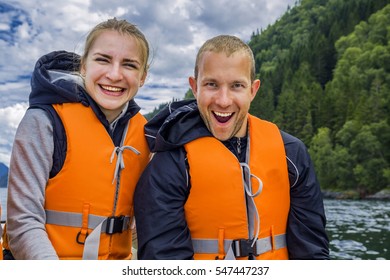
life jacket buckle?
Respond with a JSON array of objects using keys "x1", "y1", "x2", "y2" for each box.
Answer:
[
  {"x1": 232, "y1": 239, "x2": 258, "y2": 258},
  {"x1": 106, "y1": 215, "x2": 125, "y2": 235},
  {"x1": 76, "y1": 231, "x2": 89, "y2": 245}
]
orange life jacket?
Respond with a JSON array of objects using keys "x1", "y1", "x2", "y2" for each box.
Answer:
[
  {"x1": 184, "y1": 115, "x2": 290, "y2": 260},
  {"x1": 44, "y1": 103, "x2": 150, "y2": 259}
]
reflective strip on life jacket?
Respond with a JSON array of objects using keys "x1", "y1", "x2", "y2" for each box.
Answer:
[
  {"x1": 45, "y1": 210, "x2": 133, "y2": 232},
  {"x1": 192, "y1": 233, "x2": 286, "y2": 259},
  {"x1": 45, "y1": 209, "x2": 134, "y2": 259}
]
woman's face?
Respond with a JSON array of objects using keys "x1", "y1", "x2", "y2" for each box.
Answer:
[{"x1": 81, "y1": 30, "x2": 147, "y2": 122}]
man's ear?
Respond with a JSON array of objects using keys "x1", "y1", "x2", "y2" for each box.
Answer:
[
  {"x1": 189, "y1": 76, "x2": 197, "y2": 98},
  {"x1": 250, "y1": 79, "x2": 261, "y2": 101}
]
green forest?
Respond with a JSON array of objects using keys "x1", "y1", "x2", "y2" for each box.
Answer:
[{"x1": 146, "y1": 0, "x2": 390, "y2": 198}]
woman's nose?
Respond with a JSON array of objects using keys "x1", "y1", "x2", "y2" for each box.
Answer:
[{"x1": 106, "y1": 64, "x2": 123, "y2": 81}]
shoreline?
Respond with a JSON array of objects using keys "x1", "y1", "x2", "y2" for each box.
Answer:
[{"x1": 322, "y1": 189, "x2": 390, "y2": 201}]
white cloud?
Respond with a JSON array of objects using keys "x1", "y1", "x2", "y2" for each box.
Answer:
[
  {"x1": 0, "y1": 103, "x2": 28, "y2": 167},
  {"x1": 0, "y1": 23, "x2": 9, "y2": 31},
  {"x1": 0, "y1": 0, "x2": 296, "y2": 164},
  {"x1": 0, "y1": 103, "x2": 26, "y2": 129}
]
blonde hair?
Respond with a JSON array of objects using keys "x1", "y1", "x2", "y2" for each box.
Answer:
[
  {"x1": 194, "y1": 35, "x2": 256, "y2": 82},
  {"x1": 80, "y1": 18, "x2": 150, "y2": 73}
]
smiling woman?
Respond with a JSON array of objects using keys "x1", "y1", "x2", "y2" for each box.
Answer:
[
  {"x1": 80, "y1": 30, "x2": 147, "y2": 123},
  {"x1": 3, "y1": 18, "x2": 151, "y2": 260}
]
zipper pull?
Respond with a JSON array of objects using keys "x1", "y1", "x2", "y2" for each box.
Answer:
[{"x1": 237, "y1": 137, "x2": 241, "y2": 155}]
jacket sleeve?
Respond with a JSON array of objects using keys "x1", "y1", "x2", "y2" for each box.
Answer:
[
  {"x1": 134, "y1": 148, "x2": 194, "y2": 260},
  {"x1": 6, "y1": 109, "x2": 59, "y2": 259},
  {"x1": 282, "y1": 131, "x2": 330, "y2": 259}
]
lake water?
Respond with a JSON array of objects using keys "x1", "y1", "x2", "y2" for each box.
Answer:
[
  {"x1": 1, "y1": 188, "x2": 389, "y2": 259},
  {"x1": 325, "y1": 199, "x2": 390, "y2": 260}
]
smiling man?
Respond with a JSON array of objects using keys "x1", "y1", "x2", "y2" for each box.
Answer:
[{"x1": 134, "y1": 35, "x2": 329, "y2": 260}]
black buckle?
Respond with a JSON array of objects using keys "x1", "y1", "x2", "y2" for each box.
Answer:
[
  {"x1": 76, "y1": 231, "x2": 88, "y2": 245},
  {"x1": 232, "y1": 239, "x2": 258, "y2": 258},
  {"x1": 106, "y1": 215, "x2": 125, "y2": 235}
]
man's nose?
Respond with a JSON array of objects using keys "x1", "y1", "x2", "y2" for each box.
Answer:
[{"x1": 215, "y1": 87, "x2": 232, "y2": 107}]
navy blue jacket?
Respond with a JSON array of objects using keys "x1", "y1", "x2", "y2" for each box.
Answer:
[{"x1": 134, "y1": 99, "x2": 329, "y2": 260}]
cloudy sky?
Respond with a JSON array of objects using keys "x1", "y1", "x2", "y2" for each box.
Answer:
[{"x1": 0, "y1": 0, "x2": 296, "y2": 166}]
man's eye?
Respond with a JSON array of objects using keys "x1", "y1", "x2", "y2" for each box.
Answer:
[{"x1": 233, "y1": 83, "x2": 244, "y2": 88}]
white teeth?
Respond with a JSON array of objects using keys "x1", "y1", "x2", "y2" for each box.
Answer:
[
  {"x1": 214, "y1": 112, "x2": 232, "y2": 117},
  {"x1": 101, "y1": 85, "x2": 122, "y2": 92}
]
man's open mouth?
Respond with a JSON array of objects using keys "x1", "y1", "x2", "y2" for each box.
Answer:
[{"x1": 213, "y1": 111, "x2": 233, "y2": 123}]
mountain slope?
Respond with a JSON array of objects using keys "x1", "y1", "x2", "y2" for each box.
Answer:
[{"x1": 0, "y1": 163, "x2": 8, "y2": 188}]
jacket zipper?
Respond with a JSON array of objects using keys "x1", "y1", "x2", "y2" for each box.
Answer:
[{"x1": 237, "y1": 137, "x2": 241, "y2": 156}]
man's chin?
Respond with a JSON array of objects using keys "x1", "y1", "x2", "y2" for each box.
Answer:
[{"x1": 211, "y1": 130, "x2": 232, "y2": 141}]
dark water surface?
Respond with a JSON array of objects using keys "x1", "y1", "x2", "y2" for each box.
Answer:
[{"x1": 324, "y1": 199, "x2": 390, "y2": 260}]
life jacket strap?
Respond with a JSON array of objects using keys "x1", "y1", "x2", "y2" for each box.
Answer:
[
  {"x1": 110, "y1": 120, "x2": 141, "y2": 184},
  {"x1": 45, "y1": 210, "x2": 133, "y2": 259},
  {"x1": 192, "y1": 233, "x2": 286, "y2": 259},
  {"x1": 45, "y1": 210, "x2": 132, "y2": 233}
]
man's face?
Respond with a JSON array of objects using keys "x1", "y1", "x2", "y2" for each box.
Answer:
[{"x1": 189, "y1": 51, "x2": 260, "y2": 141}]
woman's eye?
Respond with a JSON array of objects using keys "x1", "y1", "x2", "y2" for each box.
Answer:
[
  {"x1": 124, "y1": 63, "x2": 138, "y2": 69},
  {"x1": 95, "y1": 57, "x2": 109, "y2": 63}
]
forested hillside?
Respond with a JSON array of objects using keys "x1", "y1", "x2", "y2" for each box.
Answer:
[
  {"x1": 147, "y1": 0, "x2": 390, "y2": 197},
  {"x1": 248, "y1": 0, "x2": 389, "y2": 196}
]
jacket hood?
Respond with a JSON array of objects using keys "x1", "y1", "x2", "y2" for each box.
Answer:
[
  {"x1": 29, "y1": 50, "x2": 88, "y2": 106},
  {"x1": 145, "y1": 99, "x2": 211, "y2": 152}
]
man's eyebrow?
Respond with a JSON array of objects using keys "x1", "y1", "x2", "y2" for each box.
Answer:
[
  {"x1": 201, "y1": 77, "x2": 217, "y2": 82},
  {"x1": 232, "y1": 79, "x2": 248, "y2": 84}
]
